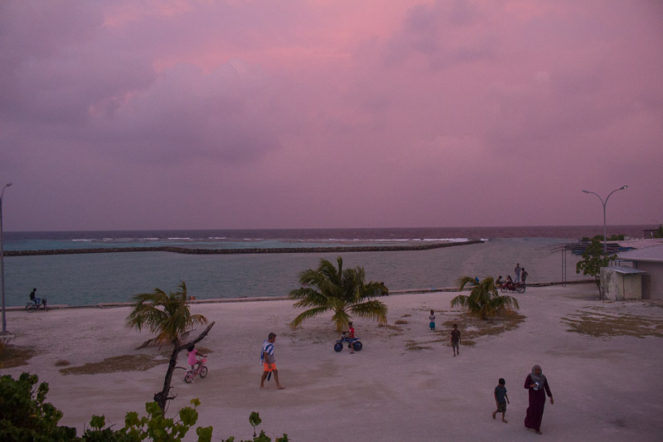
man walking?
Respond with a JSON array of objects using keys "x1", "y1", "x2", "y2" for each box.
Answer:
[
  {"x1": 260, "y1": 332, "x2": 285, "y2": 389},
  {"x1": 451, "y1": 324, "x2": 461, "y2": 357}
]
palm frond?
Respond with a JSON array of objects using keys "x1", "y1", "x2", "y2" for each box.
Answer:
[
  {"x1": 330, "y1": 309, "x2": 351, "y2": 332},
  {"x1": 450, "y1": 294, "x2": 469, "y2": 308},
  {"x1": 290, "y1": 306, "x2": 331, "y2": 328},
  {"x1": 126, "y1": 281, "x2": 207, "y2": 343},
  {"x1": 349, "y1": 300, "x2": 388, "y2": 324}
]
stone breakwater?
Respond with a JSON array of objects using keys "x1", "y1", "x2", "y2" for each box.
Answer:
[{"x1": 4, "y1": 239, "x2": 484, "y2": 256}]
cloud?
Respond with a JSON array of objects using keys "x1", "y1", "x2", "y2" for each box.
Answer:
[{"x1": 0, "y1": 0, "x2": 661, "y2": 230}]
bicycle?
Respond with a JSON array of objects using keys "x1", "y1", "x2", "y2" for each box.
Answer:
[
  {"x1": 184, "y1": 357, "x2": 208, "y2": 383},
  {"x1": 25, "y1": 298, "x2": 47, "y2": 311}
]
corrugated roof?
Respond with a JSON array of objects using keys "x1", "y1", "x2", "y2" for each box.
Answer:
[{"x1": 618, "y1": 244, "x2": 663, "y2": 263}]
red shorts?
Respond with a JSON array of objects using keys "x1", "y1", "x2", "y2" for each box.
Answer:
[{"x1": 263, "y1": 362, "x2": 277, "y2": 372}]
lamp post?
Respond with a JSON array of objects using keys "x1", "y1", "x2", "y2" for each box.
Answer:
[
  {"x1": 582, "y1": 185, "x2": 628, "y2": 254},
  {"x1": 0, "y1": 182, "x2": 12, "y2": 335}
]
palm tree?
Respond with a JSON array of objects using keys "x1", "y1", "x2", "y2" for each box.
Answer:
[
  {"x1": 126, "y1": 281, "x2": 214, "y2": 411},
  {"x1": 451, "y1": 276, "x2": 519, "y2": 320},
  {"x1": 289, "y1": 257, "x2": 388, "y2": 331}
]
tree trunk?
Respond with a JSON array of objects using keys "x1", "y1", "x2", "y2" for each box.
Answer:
[
  {"x1": 154, "y1": 343, "x2": 179, "y2": 411},
  {"x1": 154, "y1": 321, "x2": 216, "y2": 411}
]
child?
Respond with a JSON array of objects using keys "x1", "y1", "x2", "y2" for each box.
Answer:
[
  {"x1": 347, "y1": 321, "x2": 356, "y2": 353},
  {"x1": 492, "y1": 378, "x2": 509, "y2": 423},
  {"x1": 450, "y1": 324, "x2": 461, "y2": 356},
  {"x1": 187, "y1": 344, "x2": 205, "y2": 369},
  {"x1": 429, "y1": 310, "x2": 436, "y2": 330}
]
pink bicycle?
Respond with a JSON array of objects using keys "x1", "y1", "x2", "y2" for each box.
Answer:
[{"x1": 184, "y1": 357, "x2": 208, "y2": 383}]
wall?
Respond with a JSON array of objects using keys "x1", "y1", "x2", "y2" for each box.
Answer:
[
  {"x1": 633, "y1": 262, "x2": 663, "y2": 299},
  {"x1": 600, "y1": 268, "x2": 643, "y2": 301}
]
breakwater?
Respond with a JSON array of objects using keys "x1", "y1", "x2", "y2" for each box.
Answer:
[{"x1": 4, "y1": 239, "x2": 484, "y2": 257}]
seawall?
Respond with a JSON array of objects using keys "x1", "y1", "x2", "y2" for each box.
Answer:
[{"x1": 4, "y1": 239, "x2": 484, "y2": 257}]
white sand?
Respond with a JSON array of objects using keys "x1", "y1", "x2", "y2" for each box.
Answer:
[{"x1": 3, "y1": 285, "x2": 663, "y2": 442}]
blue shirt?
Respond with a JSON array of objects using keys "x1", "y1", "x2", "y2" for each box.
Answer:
[{"x1": 262, "y1": 340, "x2": 275, "y2": 363}]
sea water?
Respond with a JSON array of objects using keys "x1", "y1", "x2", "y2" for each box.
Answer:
[{"x1": 2, "y1": 226, "x2": 651, "y2": 306}]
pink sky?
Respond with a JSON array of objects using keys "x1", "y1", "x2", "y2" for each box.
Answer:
[{"x1": 1, "y1": 0, "x2": 662, "y2": 231}]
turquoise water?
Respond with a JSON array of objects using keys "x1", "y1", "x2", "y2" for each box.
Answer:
[{"x1": 4, "y1": 237, "x2": 582, "y2": 307}]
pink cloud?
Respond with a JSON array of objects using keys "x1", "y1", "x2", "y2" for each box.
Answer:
[{"x1": 1, "y1": 0, "x2": 661, "y2": 230}]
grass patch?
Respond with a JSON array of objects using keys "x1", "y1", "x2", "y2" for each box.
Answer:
[
  {"x1": 395, "y1": 319, "x2": 409, "y2": 325},
  {"x1": 561, "y1": 310, "x2": 663, "y2": 338},
  {"x1": 405, "y1": 340, "x2": 432, "y2": 351},
  {"x1": 442, "y1": 310, "x2": 526, "y2": 342},
  {"x1": 0, "y1": 345, "x2": 35, "y2": 368},
  {"x1": 54, "y1": 359, "x2": 71, "y2": 367},
  {"x1": 60, "y1": 354, "x2": 167, "y2": 375},
  {"x1": 386, "y1": 324, "x2": 404, "y2": 332}
]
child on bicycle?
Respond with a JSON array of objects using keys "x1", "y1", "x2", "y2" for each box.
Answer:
[{"x1": 187, "y1": 344, "x2": 205, "y2": 369}]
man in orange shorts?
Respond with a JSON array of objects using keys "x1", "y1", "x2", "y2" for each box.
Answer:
[{"x1": 260, "y1": 332, "x2": 284, "y2": 389}]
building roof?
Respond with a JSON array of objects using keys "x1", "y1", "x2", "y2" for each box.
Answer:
[
  {"x1": 618, "y1": 244, "x2": 663, "y2": 263},
  {"x1": 604, "y1": 266, "x2": 647, "y2": 275}
]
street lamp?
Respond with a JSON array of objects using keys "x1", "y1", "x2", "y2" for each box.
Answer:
[
  {"x1": 0, "y1": 182, "x2": 12, "y2": 335},
  {"x1": 582, "y1": 185, "x2": 628, "y2": 254}
]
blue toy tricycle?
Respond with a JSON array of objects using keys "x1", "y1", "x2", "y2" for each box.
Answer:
[{"x1": 334, "y1": 334, "x2": 362, "y2": 352}]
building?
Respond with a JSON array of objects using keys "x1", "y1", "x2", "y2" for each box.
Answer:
[
  {"x1": 617, "y1": 245, "x2": 663, "y2": 299},
  {"x1": 600, "y1": 266, "x2": 646, "y2": 301}
]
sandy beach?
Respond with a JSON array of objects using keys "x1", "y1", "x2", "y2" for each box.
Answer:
[{"x1": 2, "y1": 284, "x2": 663, "y2": 442}]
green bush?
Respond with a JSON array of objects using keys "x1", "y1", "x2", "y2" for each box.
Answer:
[
  {"x1": 1, "y1": 373, "x2": 287, "y2": 442},
  {"x1": 576, "y1": 238, "x2": 616, "y2": 294},
  {"x1": 0, "y1": 373, "x2": 77, "y2": 441}
]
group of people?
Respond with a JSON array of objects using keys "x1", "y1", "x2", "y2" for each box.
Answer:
[
  {"x1": 187, "y1": 331, "x2": 287, "y2": 390},
  {"x1": 251, "y1": 323, "x2": 553, "y2": 434},
  {"x1": 187, "y1": 299, "x2": 552, "y2": 434},
  {"x1": 492, "y1": 365, "x2": 554, "y2": 434},
  {"x1": 495, "y1": 262, "x2": 528, "y2": 290}
]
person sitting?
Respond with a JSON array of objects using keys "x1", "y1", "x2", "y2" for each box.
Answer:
[
  {"x1": 187, "y1": 344, "x2": 205, "y2": 370},
  {"x1": 495, "y1": 276, "x2": 504, "y2": 288},
  {"x1": 505, "y1": 275, "x2": 515, "y2": 290},
  {"x1": 29, "y1": 288, "x2": 41, "y2": 305},
  {"x1": 347, "y1": 322, "x2": 356, "y2": 353}
]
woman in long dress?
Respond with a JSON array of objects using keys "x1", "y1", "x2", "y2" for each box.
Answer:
[{"x1": 524, "y1": 364, "x2": 554, "y2": 434}]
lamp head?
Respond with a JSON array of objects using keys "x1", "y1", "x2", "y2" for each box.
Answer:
[
  {"x1": 582, "y1": 190, "x2": 590, "y2": 193},
  {"x1": 620, "y1": 185, "x2": 628, "y2": 190}
]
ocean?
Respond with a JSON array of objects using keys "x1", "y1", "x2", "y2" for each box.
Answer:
[{"x1": 2, "y1": 225, "x2": 652, "y2": 307}]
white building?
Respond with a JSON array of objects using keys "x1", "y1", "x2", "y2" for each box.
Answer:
[{"x1": 617, "y1": 244, "x2": 663, "y2": 299}]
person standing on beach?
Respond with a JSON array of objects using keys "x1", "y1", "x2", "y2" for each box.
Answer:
[
  {"x1": 260, "y1": 332, "x2": 284, "y2": 389},
  {"x1": 524, "y1": 364, "x2": 553, "y2": 434},
  {"x1": 521, "y1": 268, "x2": 528, "y2": 286},
  {"x1": 492, "y1": 378, "x2": 510, "y2": 423},
  {"x1": 450, "y1": 324, "x2": 461, "y2": 356},
  {"x1": 429, "y1": 310, "x2": 436, "y2": 331},
  {"x1": 514, "y1": 263, "x2": 522, "y2": 283}
]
